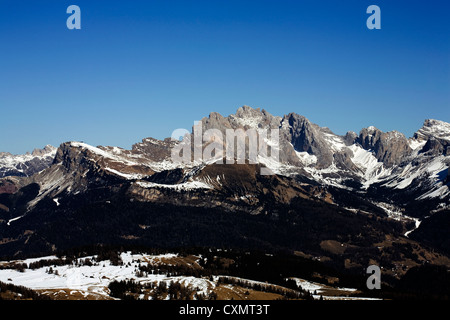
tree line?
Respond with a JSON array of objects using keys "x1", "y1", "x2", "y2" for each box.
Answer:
[
  {"x1": 108, "y1": 279, "x2": 217, "y2": 301},
  {"x1": 0, "y1": 280, "x2": 51, "y2": 300},
  {"x1": 216, "y1": 276, "x2": 312, "y2": 300}
]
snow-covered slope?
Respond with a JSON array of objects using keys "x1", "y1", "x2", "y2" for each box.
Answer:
[
  {"x1": 0, "y1": 251, "x2": 377, "y2": 300},
  {"x1": 0, "y1": 252, "x2": 210, "y2": 300}
]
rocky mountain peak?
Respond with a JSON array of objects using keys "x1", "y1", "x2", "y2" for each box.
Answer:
[
  {"x1": 200, "y1": 105, "x2": 281, "y2": 133},
  {"x1": 343, "y1": 131, "x2": 358, "y2": 146},
  {"x1": 358, "y1": 126, "x2": 383, "y2": 150},
  {"x1": 281, "y1": 113, "x2": 333, "y2": 168},
  {"x1": 31, "y1": 145, "x2": 57, "y2": 157},
  {"x1": 357, "y1": 127, "x2": 411, "y2": 167},
  {"x1": 411, "y1": 119, "x2": 450, "y2": 156},
  {"x1": 235, "y1": 105, "x2": 261, "y2": 117},
  {"x1": 414, "y1": 119, "x2": 450, "y2": 142}
]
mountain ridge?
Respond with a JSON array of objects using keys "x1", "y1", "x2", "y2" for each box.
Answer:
[
  {"x1": 0, "y1": 106, "x2": 448, "y2": 275},
  {"x1": 1, "y1": 106, "x2": 449, "y2": 212}
]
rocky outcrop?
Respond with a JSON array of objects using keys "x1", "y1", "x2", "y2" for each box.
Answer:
[
  {"x1": 31, "y1": 145, "x2": 56, "y2": 157},
  {"x1": 198, "y1": 106, "x2": 302, "y2": 166},
  {"x1": 358, "y1": 128, "x2": 411, "y2": 167},
  {"x1": 282, "y1": 113, "x2": 333, "y2": 168},
  {"x1": 358, "y1": 126, "x2": 383, "y2": 150},
  {"x1": 343, "y1": 131, "x2": 358, "y2": 146},
  {"x1": 54, "y1": 142, "x2": 155, "y2": 180},
  {"x1": 414, "y1": 119, "x2": 450, "y2": 156},
  {"x1": 54, "y1": 142, "x2": 93, "y2": 172},
  {"x1": 131, "y1": 137, "x2": 176, "y2": 162},
  {"x1": 420, "y1": 137, "x2": 445, "y2": 156},
  {"x1": 375, "y1": 131, "x2": 412, "y2": 167}
]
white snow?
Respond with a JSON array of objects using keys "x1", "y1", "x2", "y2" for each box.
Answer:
[
  {"x1": 287, "y1": 277, "x2": 378, "y2": 300},
  {"x1": 417, "y1": 119, "x2": 450, "y2": 141},
  {"x1": 416, "y1": 184, "x2": 450, "y2": 200},
  {"x1": 0, "y1": 252, "x2": 382, "y2": 301},
  {"x1": 295, "y1": 151, "x2": 317, "y2": 166},
  {"x1": 0, "y1": 146, "x2": 56, "y2": 175},
  {"x1": 323, "y1": 133, "x2": 346, "y2": 152},
  {"x1": 26, "y1": 163, "x2": 75, "y2": 210},
  {"x1": 408, "y1": 139, "x2": 426, "y2": 152},
  {"x1": 404, "y1": 218, "x2": 421, "y2": 237},
  {"x1": 233, "y1": 114, "x2": 263, "y2": 129},
  {"x1": 70, "y1": 142, "x2": 116, "y2": 160},
  {"x1": 347, "y1": 144, "x2": 391, "y2": 188},
  {"x1": 372, "y1": 201, "x2": 405, "y2": 221},
  {"x1": 0, "y1": 255, "x2": 59, "y2": 267},
  {"x1": 135, "y1": 180, "x2": 212, "y2": 191},
  {"x1": 303, "y1": 163, "x2": 352, "y2": 190},
  {"x1": 0, "y1": 252, "x2": 161, "y2": 298},
  {"x1": 256, "y1": 153, "x2": 284, "y2": 175},
  {"x1": 0, "y1": 252, "x2": 210, "y2": 299},
  {"x1": 295, "y1": 142, "x2": 394, "y2": 190},
  {"x1": 104, "y1": 167, "x2": 145, "y2": 180},
  {"x1": 383, "y1": 156, "x2": 448, "y2": 196},
  {"x1": 69, "y1": 142, "x2": 143, "y2": 168},
  {"x1": 7, "y1": 215, "x2": 24, "y2": 226}
]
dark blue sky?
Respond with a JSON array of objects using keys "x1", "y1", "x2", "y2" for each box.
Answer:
[{"x1": 1, "y1": 0, "x2": 449, "y2": 154}]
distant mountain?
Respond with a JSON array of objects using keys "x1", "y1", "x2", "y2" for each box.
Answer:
[
  {"x1": 0, "y1": 145, "x2": 56, "y2": 178},
  {"x1": 0, "y1": 106, "x2": 449, "y2": 282}
]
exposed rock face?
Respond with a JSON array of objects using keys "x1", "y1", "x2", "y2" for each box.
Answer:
[
  {"x1": 420, "y1": 137, "x2": 445, "y2": 156},
  {"x1": 358, "y1": 128, "x2": 411, "y2": 167},
  {"x1": 412, "y1": 120, "x2": 450, "y2": 157},
  {"x1": 54, "y1": 142, "x2": 93, "y2": 172},
  {"x1": 281, "y1": 113, "x2": 333, "y2": 168},
  {"x1": 31, "y1": 145, "x2": 56, "y2": 157},
  {"x1": 200, "y1": 106, "x2": 282, "y2": 135},
  {"x1": 131, "y1": 138, "x2": 176, "y2": 162},
  {"x1": 333, "y1": 148, "x2": 357, "y2": 171},
  {"x1": 198, "y1": 106, "x2": 301, "y2": 166},
  {"x1": 53, "y1": 142, "x2": 155, "y2": 182},
  {"x1": 374, "y1": 131, "x2": 412, "y2": 167},
  {"x1": 343, "y1": 131, "x2": 358, "y2": 146},
  {"x1": 358, "y1": 126, "x2": 383, "y2": 150}
]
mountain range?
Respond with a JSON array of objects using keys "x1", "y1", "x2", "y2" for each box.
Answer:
[
  {"x1": 0, "y1": 106, "x2": 449, "y2": 286},
  {"x1": 0, "y1": 145, "x2": 56, "y2": 179}
]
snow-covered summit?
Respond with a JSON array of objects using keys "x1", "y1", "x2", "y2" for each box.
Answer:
[
  {"x1": 0, "y1": 145, "x2": 57, "y2": 178},
  {"x1": 414, "y1": 119, "x2": 450, "y2": 141}
]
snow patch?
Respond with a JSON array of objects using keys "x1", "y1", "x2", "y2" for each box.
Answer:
[
  {"x1": 135, "y1": 180, "x2": 212, "y2": 191},
  {"x1": 295, "y1": 151, "x2": 317, "y2": 166}
]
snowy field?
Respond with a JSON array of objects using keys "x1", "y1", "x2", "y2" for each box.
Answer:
[
  {"x1": 0, "y1": 252, "x2": 380, "y2": 300},
  {"x1": 290, "y1": 277, "x2": 381, "y2": 300},
  {"x1": 0, "y1": 252, "x2": 213, "y2": 299}
]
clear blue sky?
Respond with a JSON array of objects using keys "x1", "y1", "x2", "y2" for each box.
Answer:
[{"x1": 1, "y1": 0, "x2": 449, "y2": 154}]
